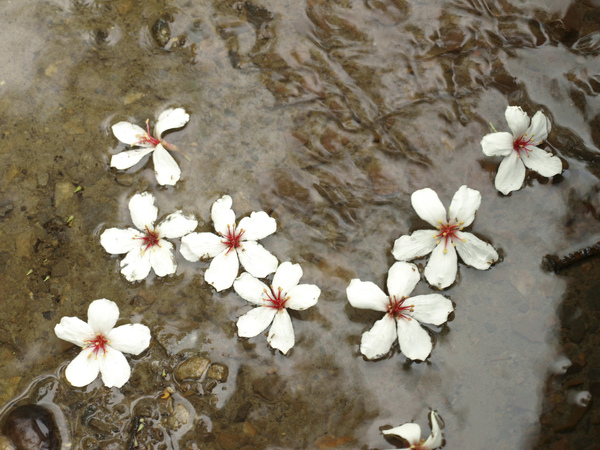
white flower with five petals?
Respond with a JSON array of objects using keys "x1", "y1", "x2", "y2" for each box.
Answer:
[
  {"x1": 100, "y1": 192, "x2": 198, "y2": 282},
  {"x1": 392, "y1": 185, "x2": 498, "y2": 289},
  {"x1": 233, "y1": 262, "x2": 321, "y2": 354},
  {"x1": 180, "y1": 195, "x2": 278, "y2": 292},
  {"x1": 54, "y1": 299, "x2": 151, "y2": 388},
  {"x1": 346, "y1": 262, "x2": 453, "y2": 361},
  {"x1": 382, "y1": 410, "x2": 443, "y2": 450},
  {"x1": 481, "y1": 106, "x2": 562, "y2": 195},
  {"x1": 111, "y1": 108, "x2": 190, "y2": 186}
]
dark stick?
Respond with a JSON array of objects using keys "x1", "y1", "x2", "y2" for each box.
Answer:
[{"x1": 543, "y1": 241, "x2": 600, "y2": 273}]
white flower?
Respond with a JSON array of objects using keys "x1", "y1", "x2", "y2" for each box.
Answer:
[
  {"x1": 100, "y1": 192, "x2": 198, "y2": 282},
  {"x1": 233, "y1": 262, "x2": 321, "y2": 354},
  {"x1": 110, "y1": 108, "x2": 190, "y2": 186},
  {"x1": 382, "y1": 410, "x2": 443, "y2": 450},
  {"x1": 392, "y1": 185, "x2": 498, "y2": 290},
  {"x1": 54, "y1": 299, "x2": 151, "y2": 388},
  {"x1": 180, "y1": 195, "x2": 278, "y2": 292},
  {"x1": 346, "y1": 262, "x2": 453, "y2": 361},
  {"x1": 481, "y1": 106, "x2": 562, "y2": 195}
]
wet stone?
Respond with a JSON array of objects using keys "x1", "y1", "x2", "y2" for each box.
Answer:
[
  {"x1": 2, "y1": 404, "x2": 61, "y2": 450},
  {"x1": 167, "y1": 404, "x2": 190, "y2": 431},
  {"x1": 0, "y1": 201, "x2": 13, "y2": 218},
  {"x1": 175, "y1": 356, "x2": 211, "y2": 381},
  {"x1": 115, "y1": 173, "x2": 134, "y2": 187},
  {"x1": 207, "y1": 363, "x2": 229, "y2": 382},
  {"x1": 152, "y1": 18, "x2": 171, "y2": 48}
]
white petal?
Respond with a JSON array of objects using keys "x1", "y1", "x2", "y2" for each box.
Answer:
[
  {"x1": 233, "y1": 272, "x2": 269, "y2": 305},
  {"x1": 268, "y1": 310, "x2": 295, "y2": 354},
  {"x1": 237, "y1": 241, "x2": 278, "y2": 278},
  {"x1": 392, "y1": 230, "x2": 437, "y2": 261},
  {"x1": 454, "y1": 231, "x2": 498, "y2": 270},
  {"x1": 211, "y1": 195, "x2": 236, "y2": 236},
  {"x1": 155, "y1": 107, "x2": 190, "y2": 138},
  {"x1": 424, "y1": 243, "x2": 457, "y2": 289},
  {"x1": 346, "y1": 279, "x2": 388, "y2": 312},
  {"x1": 98, "y1": 347, "x2": 131, "y2": 388},
  {"x1": 156, "y1": 211, "x2": 198, "y2": 239},
  {"x1": 108, "y1": 324, "x2": 152, "y2": 355},
  {"x1": 237, "y1": 306, "x2": 276, "y2": 337},
  {"x1": 447, "y1": 185, "x2": 481, "y2": 227},
  {"x1": 153, "y1": 144, "x2": 181, "y2": 186},
  {"x1": 205, "y1": 249, "x2": 239, "y2": 291},
  {"x1": 410, "y1": 294, "x2": 454, "y2": 326},
  {"x1": 505, "y1": 106, "x2": 529, "y2": 138},
  {"x1": 87, "y1": 299, "x2": 120, "y2": 335},
  {"x1": 55, "y1": 317, "x2": 94, "y2": 347},
  {"x1": 64, "y1": 348, "x2": 100, "y2": 387},
  {"x1": 180, "y1": 233, "x2": 227, "y2": 262},
  {"x1": 495, "y1": 151, "x2": 526, "y2": 195},
  {"x1": 238, "y1": 211, "x2": 277, "y2": 241},
  {"x1": 382, "y1": 423, "x2": 422, "y2": 445},
  {"x1": 521, "y1": 147, "x2": 562, "y2": 177},
  {"x1": 360, "y1": 314, "x2": 397, "y2": 359},
  {"x1": 411, "y1": 188, "x2": 447, "y2": 227},
  {"x1": 480, "y1": 132, "x2": 514, "y2": 157},
  {"x1": 120, "y1": 248, "x2": 152, "y2": 282},
  {"x1": 111, "y1": 121, "x2": 147, "y2": 146},
  {"x1": 526, "y1": 110, "x2": 551, "y2": 143},
  {"x1": 110, "y1": 147, "x2": 155, "y2": 170},
  {"x1": 387, "y1": 262, "x2": 420, "y2": 299},
  {"x1": 148, "y1": 240, "x2": 177, "y2": 277},
  {"x1": 397, "y1": 317, "x2": 433, "y2": 361},
  {"x1": 100, "y1": 228, "x2": 141, "y2": 255},
  {"x1": 272, "y1": 261, "x2": 302, "y2": 294},
  {"x1": 129, "y1": 192, "x2": 158, "y2": 231},
  {"x1": 423, "y1": 411, "x2": 443, "y2": 449},
  {"x1": 285, "y1": 284, "x2": 320, "y2": 310}
]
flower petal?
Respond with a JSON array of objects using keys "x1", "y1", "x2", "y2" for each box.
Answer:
[
  {"x1": 521, "y1": 147, "x2": 562, "y2": 177},
  {"x1": 238, "y1": 211, "x2": 277, "y2": 241},
  {"x1": 285, "y1": 284, "x2": 320, "y2": 310},
  {"x1": 237, "y1": 241, "x2": 278, "y2": 278},
  {"x1": 87, "y1": 299, "x2": 120, "y2": 335},
  {"x1": 346, "y1": 279, "x2": 388, "y2": 312},
  {"x1": 211, "y1": 195, "x2": 236, "y2": 236},
  {"x1": 480, "y1": 131, "x2": 514, "y2": 157},
  {"x1": 397, "y1": 317, "x2": 433, "y2": 361},
  {"x1": 411, "y1": 188, "x2": 447, "y2": 227},
  {"x1": 382, "y1": 423, "x2": 422, "y2": 445},
  {"x1": 423, "y1": 411, "x2": 443, "y2": 449},
  {"x1": 424, "y1": 243, "x2": 457, "y2": 289},
  {"x1": 494, "y1": 151, "x2": 526, "y2": 195},
  {"x1": 129, "y1": 192, "x2": 158, "y2": 231},
  {"x1": 98, "y1": 347, "x2": 131, "y2": 388},
  {"x1": 360, "y1": 314, "x2": 397, "y2": 359},
  {"x1": 108, "y1": 324, "x2": 152, "y2": 355},
  {"x1": 505, "y1": 105, "x2": 529, "y2": 138},
  {"x1": 454, "y1": 231, "x2": 498, "y2": 270},
  {"x1": 153, "y1": 144, "x2": 181, "y2": 186},
  {"x1": 110, "y1": 147, "x2": 155, "y2": 170},
  {"x1": 237, "y1": 306, "x2": 276, "y2": 337},
  {"x1": 111, "y1": 121, "x2": 147, "y2": 146},
  {"x1": 55, "y1": 317, "x2": 94, "y2": 347},
  {"x1": 155, "y1": 108, "x2": 190, "y2": 138},
  {"x1": 120, "y1": 248, "x2": 152, "y2": 282},
  {"x1": 156, "y1": 211, "x2": 198, "y2": 239},
  {"x1": 526, "y1": 110, "x2": 551, "y2": 143},
  {"x1": 447, "y1": 185, "x2": 481, "y2": 227},
  {"x1": 387, "y1": 262, "x2": 420, "y2": 299},
  {"x1": 180, "y1": 233, "x2": 228, "y2": 262},
  {"x1": 64, "y1": 348, "x2": 100, "y2": 387},
  {"x1": 205, "y1": 249, "x2": 239, "y2": 291},
  {"x1": 410, "y1": 294, "x2": 454, "y2": 326},
  {"x1": 268, "y1": 310, "x2": 295, "y2": 354},
  {"x1": 392, "y1": 230, "x2": 437, "y2": 261},
  {"x1": 233, "y1": 272, "x2": 269, "y2": 305},
  {"x1": 272, "y1": 261, "x2": 302, "y2": 294},
  {"x1": 149, "y1": 240, "x2": 177, "y2": 277},
  {"x1": 100, "y1": 228, "x2": 141, "y2": 255}
]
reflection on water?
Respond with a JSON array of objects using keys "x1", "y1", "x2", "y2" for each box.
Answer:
[{"x1": 0, "y1": 0, "x2": 599, "y2": 447}]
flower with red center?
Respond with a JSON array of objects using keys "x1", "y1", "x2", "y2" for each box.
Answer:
[
  {"x1": 110, "y1": 108, "x2": 190, "y2": 186},
  {"x1": 382, "y1": 410, "x2": 444, "y2": 450},
  {"x1": 54, "y1": 299, "x2": 151, "y2": 388},
  {"x1": 233, "y1": 262, "x2": 321, "y2": 354},
  {"x1": 181, "y1": 195, "x2": 279, "y2": 292},
  {"x1": 481, "y1": 105, "x2": 562, "y2": 195},
  {"x1": 100, "y1": 192, "x2": 198, "y2": 282},
  {"x1": 392, "y1": 186, "x2": 499, "y2": 290},
  {"x1": 346, "y1": 262, "x2": 454, "y2": 361}
]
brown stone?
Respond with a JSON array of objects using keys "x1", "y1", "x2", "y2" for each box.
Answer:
[
  {"x1": 207, "y1": 364, "x2": 229, "y2": 382},
  {"x1": 175, "y1": 356, "x2": 211, "y2": 381}
]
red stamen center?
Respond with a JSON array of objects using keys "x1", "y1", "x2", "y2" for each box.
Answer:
[
  {"x1": 264, "y1": 287, "x2": 289, "y2": 311},
  {"x1": 134, "y1": 119, "x2": 161, "y2": 147},
  {"x1": 513, "y1": 134, "x2": 535, "y2": 157},
  {"x1": 434, "y1": 220, "x2": 464, "y2": 253},
  {"x1": 139, "y1": 226, "x2": 160, "y2": 251},
  {"x1": 388, "y1": 295, "x2": 414, "y2": 320},
  {"x1": 221, "y1": 225, "x2": 245, "y2": 254},
  {"x1": 85, "y1": 334, "x2": 109, "y2": 358}
]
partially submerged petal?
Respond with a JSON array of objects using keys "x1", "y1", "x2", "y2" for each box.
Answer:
[
  {"x1": 447, "y1": 185, "x2": 481, "y2": 227},
  {"x1": 148, "y1": 240, "x2": 177, "y2": 277},
  {"x1": 397, "y1": 317, "x2": 433, "y2": 361},
  {"x1": 272, "y1": 261, "x2": 303, "y2": 294},
  {"x1": 100, "y1": 228, "x2": 141, "y2": 255},
  {"x1": 233, "y1": 272, "x2": 269, "y2": 305},
  {"x1": 155, "y1": 107, "x2": 190, "y2": 138},
  {"x1": 205, "y1": 249, "x2": 239, "y2": 291},
  {"x1": 211, "y1": 195, "x2": 236, "y2": 236},
  {"x1": 156, "y1": 211, "x2": 198, "y2": 239},
  {"x1": 505, "y1": 105, "x2": 529, "y2": 138},
  {"x1": 180, "y1": 232, "x2": 228, "y2": 262},
  {"x1": 392, "y1": 230, "x2": 437, "y2": 261},
  {"x1": 526, "y1": 110, "x2": 551, "y2": 143},
  {"x1": 110, "y1": 147, "x2": 155, "y2": 170},
  {"x1": 238, "y1": 211, "x2": 277, "y2": 241},
  {"x1": 410, "y1": 294, "x2": 454, "y2": 326},
  {"x1": 480, "y1": 132, "x2": 514, "y2": 157},
  {"x1": 424, "y1": 243, "x2": 457, "y2": 289},
  {"x1": 495, "y1": 151, "x2": 526, "y2": 195},
  {"x1": 454, "y1": 231, "x2": 498, "y2": 270},
  {"x1": 382, "y1": 423, "x2": 422, "y2": 445},
  {"x1": 268, "y1": 310, "x2": 295, "y2": 354},
  {"x1": 98, "y1": 347, "x2": 131, "y2": 388},
  {"x1": 411, "y1": 188, "x2": 447, "y2": 227},
  {"x1": 387, "y1": 262, "x2": 420, "y2": 299},
  {"x1": 108, "y1": 324, "x2": 152, "y2": 355},
  {"x1": 129, "y1": 192, "x2": 158, "y2": 231},
  {"x1": 346, "y1": 279, "x2": 388, "y2": 312},
  {"x1": 285, "y1": 284, "x2": 320, "y2": 310},
  {"x1": 521, "y1": 147, "x2": 562, "y2": 177},
  {"x1": 360, "y1": 314, "x2": 397, "y2": 359},
  {"x1": 237, "y1": 306, "x2": 277, "y2": 338},
  {"x1": 120, "y1": 248, "x2": 152, "y2": 282},
  {"x1": 423, "y1": 411, "x2": 443, "y2": 449},
  {"x1": 111, "y1": 121, "x2": 147, "y2": 146},
  {"x1": 237, "y1": 241, "x2": 278, "y2": 278},
  {"x1": 55, "y1": 317, "x2": 94, "y2": 347},
  {"x1": 64, "y1": 348, "x2": 100, "y2": 387},
  {"x1": 87, "y1": 299, "x2": 120, "y2": 335},
  {"x1": 153, "y1": 144, "x2": 181, "y2": 186}
]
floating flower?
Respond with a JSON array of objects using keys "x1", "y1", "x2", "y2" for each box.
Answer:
[
  {"x1": 382, "y1": 410, "x2": 443, "y2": 450},
  {"x1": 54, "y1": 299, "x2": 151, "y2": 388},
  {"x1": 110, "y1": 108, "x2": 190, "y2": 186},
  {"x1": 392, "y1": 185, "x2": 498, "y2": 289},
  {"x1": 233, "y1": 261, "x2": 320, "y2": 354},
  {"x1": 100, "y1": 192, "x2": 198, "y2": 282},
  {"x1": 180, "y1": 195, "x2": 278, "y2": 291},
  {"x1": 346, "y1": 262, "x2": 453, "y2": 361},
  {"x1": 481, "y1": 105, "x2": 562, "y2": 195}
]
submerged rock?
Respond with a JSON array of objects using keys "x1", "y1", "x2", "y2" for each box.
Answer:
[
  {"x1": 2, "y1": 404, "x2": 61, "y2": 450},
  {"x1": 175, "y1": 356, "x2": 211, "y2": 381},
  {"x1": 151, "y1": 19, "x2": 171, "y2": 48}
]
